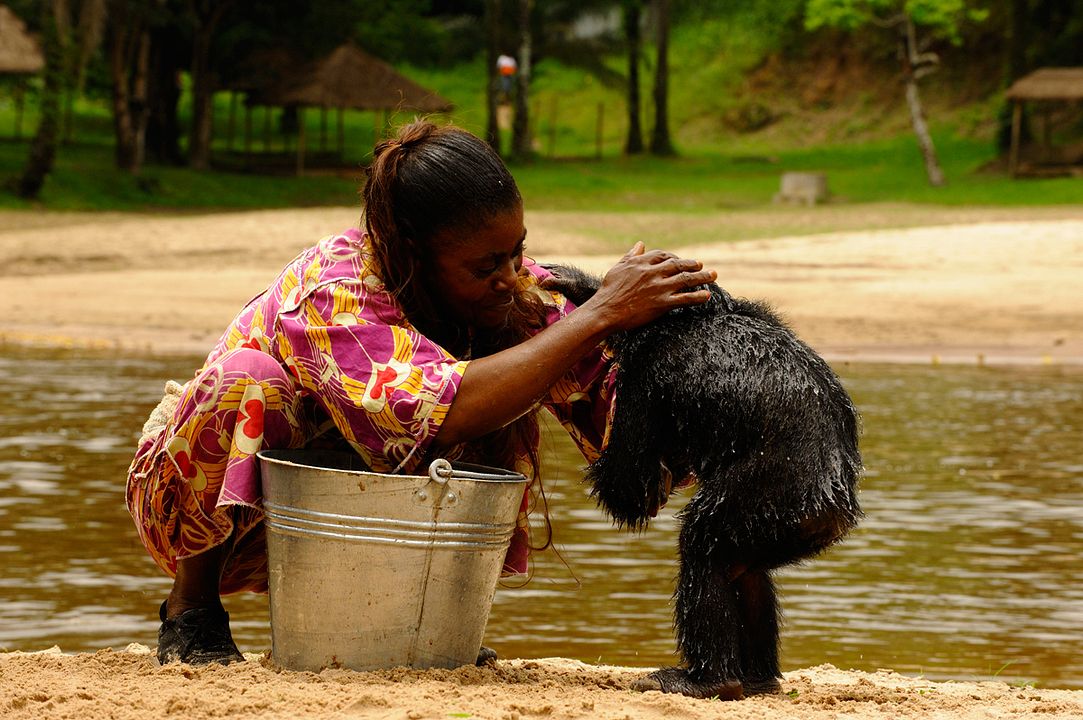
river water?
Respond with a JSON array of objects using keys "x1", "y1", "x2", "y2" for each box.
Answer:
[{"x1": 0, "y1": 347, "x2": 1080, "y2": 689}]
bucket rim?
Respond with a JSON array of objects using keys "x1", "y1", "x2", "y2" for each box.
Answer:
[{"x1": 257, "y1": 448, "x2": 528, "y2": 485}]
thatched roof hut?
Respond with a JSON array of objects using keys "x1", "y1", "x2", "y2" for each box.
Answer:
[
  {"x1": 1005, "y1": 68, "x2": 1083, "y2": 101},
  {"x1": 256, "y1": 43, "x2": 452, "y2": 113},
  {"x1": 0, "y1": 4, "x2": 43, "y2": 75},
  {"x1": 1004, "y1": 67, "x2": 1083, "y2": 177},
  {"x1": 221, "y1": 43, "x2": 453, "y2": 175}
]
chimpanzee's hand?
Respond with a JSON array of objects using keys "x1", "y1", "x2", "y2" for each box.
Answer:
[{"x1": 538, "y1": 264, "x2": 602, "y2": 306}]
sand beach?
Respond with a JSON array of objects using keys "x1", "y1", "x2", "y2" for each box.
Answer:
[{"x1": 1, "y1": 205, "x2": 1081, "y2": 718}]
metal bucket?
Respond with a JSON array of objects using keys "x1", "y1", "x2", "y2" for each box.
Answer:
[{"x1": 258, "y1": 449, "x2": 528, "y2": 672}]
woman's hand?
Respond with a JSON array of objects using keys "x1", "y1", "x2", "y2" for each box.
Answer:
[
  {"x1": 436, "y1": 244, "x2": 715, "y2": 449},
  {"x1": 583, "y1": 243, "x2": 716, "y2": 333}
]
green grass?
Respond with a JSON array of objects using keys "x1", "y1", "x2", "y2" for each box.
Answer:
[
  {"x1": 2, "y1": 128, "x2": 1081, "y2": 214},
  {"x1": 509, "y1": 132, "x2": 1083, "y2": 212},
  {"x1": 0, "y1": 27, "x2": 1080, "y2": 214}
]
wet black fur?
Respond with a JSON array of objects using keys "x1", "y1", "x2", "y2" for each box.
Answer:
[{"x1": 544, "y1": 265, "x2": 862, "y2": 694}]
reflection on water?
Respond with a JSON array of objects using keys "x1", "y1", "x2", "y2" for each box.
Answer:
[{"x1": 0, "y1": 346, "x2": 1080, "y2": 689}]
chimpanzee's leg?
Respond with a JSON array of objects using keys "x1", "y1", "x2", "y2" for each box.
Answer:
[
  {"x1": 734, "y1": 568, "x2": 783, "y2": 694},
  {"x1": 630, "y1": 493, "x2": 744, "y2": 700}
]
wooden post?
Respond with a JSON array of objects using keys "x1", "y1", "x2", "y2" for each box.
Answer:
[
  {"x1": 263, "y1": 106, "x2": 271, "y2": 152},
  {"x1": 14, "y1": 82, "x2": 25, "y2": 138},
  {"x1": 226, "y1": 91, "x2": 237, "y2": 151},
  {"x1": 63, "y1": 88, "x2": 74, "y2": 143},
  {"x1": 244, "y1": 103, "x2": 252, "y2": 156},
  {"x1": 296, "y1": 107, "x2": 306, "y2": 176},
  {"x1": 337, "y1": 107, "x2": 345, "y2": 156},
  {"x1": 1009, "y1": 100, "x2": 1022, "y2": 177},
  {"x1": 320, "y1": 105, "x2": 327, "y2": 152},
  {"x1": 595, "y1": 102, "x2": 604, "y2": 160},
  {"x1": 1041, "y1": 105, "x2": 1052, "y2": 163},
  {"x1": 548, "y1": 95, "x2": 557, "y2": 157}
]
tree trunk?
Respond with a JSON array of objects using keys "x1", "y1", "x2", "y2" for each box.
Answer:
[
  {"x1": 649, "y1": 0, "x2": 674, "y2": 156},
  {"x1": 146, "y1": 25, "x2": 184, "y2": 165},
  {"x1": 187, "y1": 1, "x2": 232, "y2": 170},
  {"x1": 18, "y1": 0, "x2": 63, "y2": 198},
  {"x1": 998, "y1": 0, "x2": 1031, "y2": 152},
  {"x1": 511, "y1": 0, "x2": 533, "y2": 160},
  {"x1": 130, "y1": 31, "x2": 151, "y2": 173},
  {"x1": 624, "y1": 0, "x2": 644, "y2": 155},
  {"x1": 109, "y1": 4, "x2": 142, "y2": 172},
  {"x1": 188, "y1": 20, "x2": 214, "y2": 169},
  {"x1": 485, "y1": 0, "x2": 502, "y2": 155},
  {"x1": 898, "y1": 15, "x2": 944, "y2": 186},
  {"x1": 904, "y1": 79, "x2": 944, "y2": 186}
]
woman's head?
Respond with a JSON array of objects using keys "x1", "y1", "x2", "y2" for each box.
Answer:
[
  {"x1": 362, "y1": 120, "x2": 525, "y2": 335},
  {"x1": 362, "y1": 120, "x2": 547, "y2": 492}
]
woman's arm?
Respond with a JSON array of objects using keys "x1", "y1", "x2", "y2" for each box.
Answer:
[{"x1": 434, "y1": 244, "x2": 715, "y2": 449}]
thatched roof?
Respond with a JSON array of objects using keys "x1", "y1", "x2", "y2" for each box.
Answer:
[
  {"x1": 1005, "y1": 68, "x2": 1083, "y2": 101},
  {"x1": 0, "y1": 5, "x2": 43, "y2": 75},
  {"x1": 222, "y1": 47, "x2": 301, "y2": 94},
  {"x1": 254, "y1": 44, "x2": 452, "y2": 113}
]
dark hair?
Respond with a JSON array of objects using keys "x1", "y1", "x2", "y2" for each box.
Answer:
[
  {"x1": 361, "y1": 119, "x2": 553, "y2": 550},
  {"x1": 362, "y1": 120, "x2": 522, "y2": 331}
]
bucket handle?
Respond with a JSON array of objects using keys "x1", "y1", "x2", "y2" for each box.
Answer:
[
  {"x1": 428, "y1": 458, "x2": 453, "y2": 485},
  {"x1": 419, "y1": 459, "x2": 526, "y2": 506},
  {"x1": 428, "y1": 458, "x2": 526, "y2": 483}
]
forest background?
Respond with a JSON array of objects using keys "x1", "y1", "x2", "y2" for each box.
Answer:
[{"x1": 0, "y1": 0, "x2": 1081, "y2": 214}]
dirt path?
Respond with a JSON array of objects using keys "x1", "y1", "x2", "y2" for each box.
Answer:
[{"x1": 1, "y1": 205, "x2": 1080, "y2": 364}]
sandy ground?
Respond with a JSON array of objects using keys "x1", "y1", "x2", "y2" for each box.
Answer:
[
  {"x1": 3, "y1": 645, "x2": 1082, "y2": 720},
  {"x1": 2, "y1": 205, "x2": 1083, "y2": 718},
  {"x1": 1, "y1": 204, "x2": 1081, "y2": 364}
]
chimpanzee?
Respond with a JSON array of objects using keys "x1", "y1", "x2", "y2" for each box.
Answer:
[{"x1": 542, "y1": 265, "x2": 863, "y2": 700}]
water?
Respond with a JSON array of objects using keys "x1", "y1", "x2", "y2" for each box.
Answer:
[{"x1": 0, "y1": 346, "x2": 1080, "y2": 689}]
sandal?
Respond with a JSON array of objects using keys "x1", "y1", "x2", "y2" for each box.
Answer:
[{"x1": 156, "y1": 600, "x2": 245, "y2": 666}]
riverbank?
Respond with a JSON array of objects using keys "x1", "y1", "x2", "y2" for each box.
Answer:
[
  {"x1": 4, "y1": 645, "x2": 1082, "y2": 720},
  {"x1": 0, "y1": 206, "x2": 1080, "y2": 364}
]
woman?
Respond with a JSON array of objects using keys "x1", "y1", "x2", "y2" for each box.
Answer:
[{"x1": 126, "y1": 120, "x2": 715, "y2": 667}]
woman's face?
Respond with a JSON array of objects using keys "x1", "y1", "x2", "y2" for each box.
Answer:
[{"x1": 428, "y1": 204, "x2": 527, "y2": 332}]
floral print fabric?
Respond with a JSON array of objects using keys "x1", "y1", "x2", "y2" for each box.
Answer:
[{"x1": 126, "y1": 228, "x2": 616, "y2": 592}]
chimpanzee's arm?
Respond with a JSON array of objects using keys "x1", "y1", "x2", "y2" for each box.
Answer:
[{"x1": 539, "y1": 264, "x2": 603, "y2": 307}]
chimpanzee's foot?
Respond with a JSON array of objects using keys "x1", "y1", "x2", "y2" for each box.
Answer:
[
  {"x1": 742, "y1": 676, "x2": 783, "y2": 695},
  {"x1": 475, "y1": 646, "x2": 498, "y2": 666},
  {"x1": 630, "y1": 667, "x2": 744, "y2": 700}
]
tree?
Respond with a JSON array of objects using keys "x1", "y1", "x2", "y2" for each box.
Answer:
[
  {"x1": 186, "y1": 0, "x2": 235, "y2": 170},
  {"x1": 107, "y1": 0, "x2": 153, "y2": 173},
  {"x1": 623, "y1": 0, "x2": 644, "y2": 154},
  {"x1": 806, "y1": 0, "x2": 988, "y2": 186},
  {"x1": 62, "y1": 0, "x2": 107, "y2": 142},
  {"x1": 510, "y1": 0, "x2": 533, "y2": 159},
  {"x1": 485, "y1": 0, "x2": 502, "y2": 154},
  {"x1": 17, "y1": 0, "x2": 64, "y2": 198},
  {"x1": 649, "y1": 0, "x2": 674, "y2": 156},
  {"x1": 145, "y1": 21, "x2": 186, "y2": 165}
]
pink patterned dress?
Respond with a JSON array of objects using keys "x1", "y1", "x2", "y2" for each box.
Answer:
[{"x1": 126, "y1": 228, "x2": 616, "y2": 594}]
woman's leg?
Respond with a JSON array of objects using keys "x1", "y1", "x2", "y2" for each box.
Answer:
[
  {"x1": 130, "y1": 348, "x2": 306, "y2": 663},
  {"x1": 165, "y1": 530, "x2": 235, "y2": 618}
]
